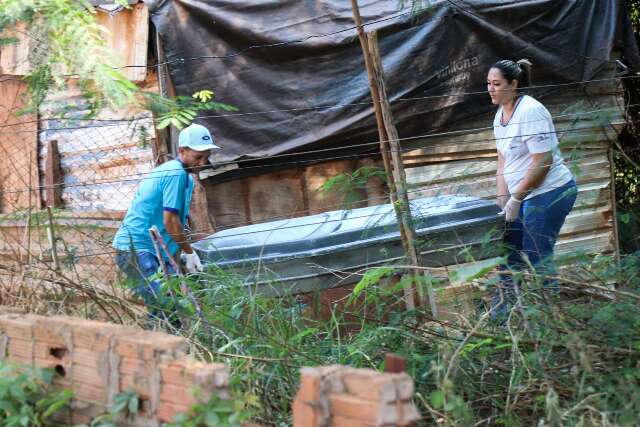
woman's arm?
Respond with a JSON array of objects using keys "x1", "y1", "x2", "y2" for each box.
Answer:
[
  {"x1": 496, "y1": 151, "x2": 509, "y2": 208},
  {"x1": 511, "y1": 151, "x2": 553, "y2": 201}
]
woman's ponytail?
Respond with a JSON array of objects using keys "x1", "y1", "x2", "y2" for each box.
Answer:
[
  {"x1": 516, "y1": 59, "x2": 532, "y2": 89},
  {"x1": 491, "y1": 58, "x2": 533, "y2": 90}
]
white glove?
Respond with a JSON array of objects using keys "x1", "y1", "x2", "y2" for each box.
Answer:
[
  {"x1": 182, "y1": 251, "x2": 203, "y2": 273},
  {"x1": 499, "y1": 196, "x2": 522, "y2": 222}
]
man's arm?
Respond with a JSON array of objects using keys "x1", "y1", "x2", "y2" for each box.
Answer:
[{"x1": 163, "y1": 211, "x2": 193, "y2": 254}]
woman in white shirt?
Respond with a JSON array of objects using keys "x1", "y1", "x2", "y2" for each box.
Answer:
[{"x1": 487, "y1": 59, "x2": 577, "y2": 317}]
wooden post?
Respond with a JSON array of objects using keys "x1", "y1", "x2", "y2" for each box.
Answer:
[
  {"x1": 384, "y1": 353, "x2": 407, "y2": 373},
  {"x1": 351, "y1": 0, "x2": 437, "y2": 315},
  {"x1": 367, "y1": 31, "x2": 438, "y2": 318},
  {"x1": 46, "y1": 206, "x2": 60, "y2": 271},
  {"x1": 350, "y1": 0, "x2": 397, "y2": 203},
  {"x1": 45, "y1": 140, "x2": 63, "y2": 208},
  {"x1": 189, "y1": 177, "x2": 215, "y2": 238}
]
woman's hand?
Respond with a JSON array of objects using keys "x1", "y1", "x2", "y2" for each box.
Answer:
[{"x1": 500, "y1": 195, "x2": 522, "y2": 222}]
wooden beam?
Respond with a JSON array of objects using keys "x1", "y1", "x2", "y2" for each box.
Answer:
[
  {"x1": 351, "y1": 0, "x2": 433, "y2": 314},
  {"x1": 189, "y1": 177, "x2": 214, "y2": 238},
  {"x1": 384, "y1": 353, "x2": 406, "y2": 373},
  {"x1": 45, "y1": 140, "x2": 63, "y2": 208},
  {"x1": 349, "y1": 0, "x2": 397, "y2": 201}
]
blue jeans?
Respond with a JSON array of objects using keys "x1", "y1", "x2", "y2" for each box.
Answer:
[
  {"x1": 115, "y1": 250, "x2": 174, "y2": 306},
  {"x1": 492, "y1": 179, "x2": 577, "y2": 317}
]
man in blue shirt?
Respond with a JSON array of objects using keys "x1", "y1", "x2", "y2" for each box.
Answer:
[{"x1": 113, "y1": 123, "x2": 219, "y2": 306}]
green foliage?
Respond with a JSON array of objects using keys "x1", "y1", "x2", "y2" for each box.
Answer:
[
  {"x1": 318, "y1": 166, "x2": 387, "y2": 209},
  {"x1": 131, "y1": 245, "x2": 640, "y2": 426},
  {"x1": 0, "y1": 2, "x2": 237, "y2": 126},
  {"x1": 86, "y1": 389, "x2": 139, "y2": 427},
  {"x1": 149, "y1": 90, "x2": 238, "y2": 130},
  {"x1": 0, "y1": 0, "x2": 136, "y2": 114},
  {"x1": 166, "y1": 393, "x2": 254, "y2": 427},
  {"x1": 0, "y1": 361, "x2": 73, "y2": 426}
]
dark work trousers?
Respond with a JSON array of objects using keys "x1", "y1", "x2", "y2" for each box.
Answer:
[{"x1": 491, "y1": 179, "x2": 577, "y2": 319}]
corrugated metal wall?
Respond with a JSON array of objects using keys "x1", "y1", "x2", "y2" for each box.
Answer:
[
  {"x1": 0, "y1": 4, "x2": 156, "y2": 287},
  {"x1": 38, "y1": 101, "x2": 155, "y2": 212}
]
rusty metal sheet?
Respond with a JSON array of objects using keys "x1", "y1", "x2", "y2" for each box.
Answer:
[
  {"x1": 0, "y1": 80, "x2": 40, "y2": 213},
  {"x1": 39, "y1": 96, "x2": 155, "y2": 212},
  {"x1": 96, "y1": 2, "x2": 149, "y2": 82},
  {"x1": 0, "y1": 4, "x2": 148, "y2": 80}
]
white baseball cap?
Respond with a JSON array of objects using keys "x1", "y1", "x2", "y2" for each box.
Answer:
[{"x1": 178, "y1": 124, "x2": 220, "y2": 151}]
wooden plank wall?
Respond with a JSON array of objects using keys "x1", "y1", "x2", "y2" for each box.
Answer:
[
  {"x1": 401, "y1": 64, "x2": 623, "y2": 259},
  {"x1": 0, "y1": 4, "x2": 149, "y2": 83},
  {"x1": 96, "y1": 2, "x2": 149, "y2": 83},
  {"x1": 201, "y1": 158, "x2": 385, "y2": 232}
]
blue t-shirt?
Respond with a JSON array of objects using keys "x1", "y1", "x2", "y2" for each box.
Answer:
[{"x1": 113, "y1": 159, "x2": 194, "y2": 256}]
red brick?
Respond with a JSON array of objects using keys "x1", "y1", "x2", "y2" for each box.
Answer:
[
  {"x1": 157, "y1": 401, "x2": 190, "y2": 423},
  {"x1": 33, "y1": 341, "x2": 71, "y2": 362},
  {"x1": 329, "y1": 394, "x2": 418, "y2": 425},
  {"x1": 160, "y1": 383, "x2": 197, "y2": 407},
  {"x1": 120, "y1": 373, "x2": 153, "y2": 399},
  {"x1": 70, "y1": 363, "x2": 108, "y2": 388},
  {"x1": 119, "y1": 356, "x2": 152, "y2": 376},
  {"x1": 293, "y1": 368, "x2": 323, "y2": 427},
  {"x1": 160, "y1": 361, "x2": 186, "y2": 385},
  {"x1": 115, "y1": 332, "x2": 186, "y2": 360},
  {"x1": 332, "y1": 415, "x2": 376, "y2": 427},
  {"x1": 32, "y1": 318, "x2": 71, "y2": 347},
  {"x1": 72, "y1": 381, "x2": 108, "y2": 404},
  {"x1": 342, "y1": 370, "x2": 414, "y2": 402},
  {"x1": 7, "y1": 338, "x2": 33, "y2": 361},
  {"x1": 71, "y1": 348, "x2": 105, "y2": 368},
  {"x1": 0, "y1": 315, "x2": 36, "y2": 340},
  {"x1": 329, "y1": 394, "x2": 382, "y2": 423},
  {"x1": 70, "y1": 319, "x2": 123, "y2": 352},
  {"x1": 33, "y1": 357, "x2": 70, "y2": 373}
]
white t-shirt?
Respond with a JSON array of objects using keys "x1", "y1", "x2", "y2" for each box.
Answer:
[{"x1": 493, "y1": 95, "x2": 573, "y2": 200}]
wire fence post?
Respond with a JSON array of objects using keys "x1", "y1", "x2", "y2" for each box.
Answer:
[
  {"x1": 351, "y1": 0, "x2": 436, "y2": 316},
  {"x1": 46, "y1": 207, "x2": 60, "y2": 272}
]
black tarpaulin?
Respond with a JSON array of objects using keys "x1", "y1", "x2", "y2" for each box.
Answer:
[{"x1": 146, "y1": 0, "x2": 638, "y2": 164}]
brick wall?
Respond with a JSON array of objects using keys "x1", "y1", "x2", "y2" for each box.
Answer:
[
  {"x1": 0, "y1": 313, "x2": 229, "y2": 426},
  {"x1": 293, "y1": 365, "x2": 421, "y2": 427},
  {"x1": 0, "y1": 312, "x2": 423, "y2": 426}
]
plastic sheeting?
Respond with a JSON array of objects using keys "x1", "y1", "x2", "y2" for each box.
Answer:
[{"x1": 147, "y1": 0, "x2": 638, "y2": 163}]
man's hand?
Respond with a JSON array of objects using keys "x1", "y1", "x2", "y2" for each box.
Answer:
[
  {"x1": 500, "y1": 196, "x2": 522, "y2": 222},
  {"x1": 182, "y1": 251, "x2": 203, "y2": 273}
]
